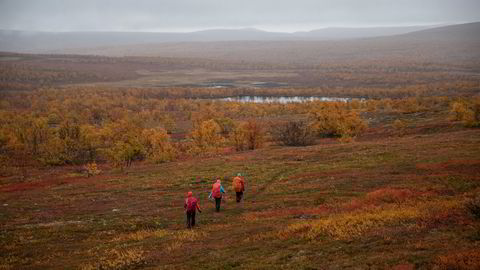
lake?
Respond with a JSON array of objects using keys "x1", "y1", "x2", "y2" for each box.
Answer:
[{"x1": 219, "y1": 96, "x2": 355, "y2": 103}]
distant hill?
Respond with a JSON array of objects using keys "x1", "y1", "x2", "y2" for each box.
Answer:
[
  {"x1": 0, "y1": 25, "x2": 433, "y2": 53},
  {"x1": 43, "y1": 22, "x2": 480, "y2": 66},
  {"x1": 293, "y1": 26, "x2": 435, "y2": 40},
  {"x1": 1, "y1": 22, "x2": 479, "y2": 67},
  {"x1": 392, "y1": 21, "x2": 480, "y2": 41}
]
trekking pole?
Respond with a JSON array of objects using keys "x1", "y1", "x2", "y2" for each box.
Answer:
[{"x1": 208, "y1": 192, "x2": 214, "y2": 203}]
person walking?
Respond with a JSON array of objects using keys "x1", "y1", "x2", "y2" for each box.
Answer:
[
  {"x1": 232, "y1": 173, "x2": 245, "y2": 203},
  {"x1": 184, "y1": 191, "x2": 201, "y2": 229},
  {"x1": 209, "y1": 178, "x2": 226, "y2": 212}
]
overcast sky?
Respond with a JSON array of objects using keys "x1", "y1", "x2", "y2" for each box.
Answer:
[{"x1": 1, "y1": 0, "x2": 479, "y2": 32}]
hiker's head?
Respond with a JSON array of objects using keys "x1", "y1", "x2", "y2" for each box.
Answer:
[
  {"x1": 187, "y1": 191, "x2": 193, "y2": 197},
  {"x1": 216, "y1": 179, "x2": 221, "y2": 184}
]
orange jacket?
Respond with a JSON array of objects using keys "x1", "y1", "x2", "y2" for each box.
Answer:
[{"x1": 232, "y1": 176, "x2": 245, "y2": 192}]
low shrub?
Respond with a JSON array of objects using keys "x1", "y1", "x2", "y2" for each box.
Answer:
[
  {"x1": 271, "y1": 119, "x2": 317, "y2": 146},
  {"x1": 230, "y1": 119, "x2": 266, "y2": 151},
  {"x1": 84, "y1": 162, "x2": 101, "y2": 177},
  {"x1": 433, "y1": 250, "x2": 480, "y2": 270},
  {"x1": 365, "y1": 188, "x2": 414, "y2": 204},
  {"x1": 309, "y1": 107, "x2": 367, "y2": 139},
  {"x1": 465, "y1": 197, "x2": 480, "y2": 220},
  {"x1": 392, "y1": 119, "x2": 407, "y2": 133},
  {"x1": 450, "y1": 99, "x2": 480, "y2": 127}
]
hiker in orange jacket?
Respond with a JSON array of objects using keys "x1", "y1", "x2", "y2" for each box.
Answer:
[
  {"x1": 184, "y1": 191, "x2": 201, "y2": 229},
  {"x1": 232, "y1": 173, "x2": 245, "y2": 203},
  {"x1": 208, "y1": 178, "x2": 226, "y2": 212}
]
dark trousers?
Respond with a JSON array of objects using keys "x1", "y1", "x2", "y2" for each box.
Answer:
[
  {"x1": 186, "y1": 210, "x2": 196, "y2": 228},
  {"x1": 215, "y1": 197, "x2": 222, "y2": 212},
  {"x1": 236, "y1": 191, "x2": 244, "y2": 202}
]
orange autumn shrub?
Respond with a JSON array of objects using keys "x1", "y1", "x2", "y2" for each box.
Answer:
[
  {"x1": 433, "y1": 250, "x2": 480, "y2": 270},
  {"x1": 365, "y1": 188, "x2": 415, "y2": 204}
]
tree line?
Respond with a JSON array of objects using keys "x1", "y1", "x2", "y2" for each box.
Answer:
[{"x1": 0, "y1": 87, "x2": 477, "y2": 176}]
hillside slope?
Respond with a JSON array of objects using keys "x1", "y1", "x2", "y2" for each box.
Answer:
[
  {"x1": 0, "y1": 25, "x2": 433, "y2": 53},
  {"x1": 53, "y1": 22, "x2": 480, "y2": 66},
  {"x1": 1, "y1": 110, "x2": 479, "y2": 269}
]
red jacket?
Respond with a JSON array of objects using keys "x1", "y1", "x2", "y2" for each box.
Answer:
[
  {"x1": 212, "y1": 182, "x2": 222, "y2": 198},
  {"x1": 184, "y1": 197, "x2": 201, "y2": 212}
]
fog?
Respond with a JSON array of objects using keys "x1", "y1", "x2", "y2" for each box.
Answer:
[{"x1": 1, "y1": 0, "x2": 479, "y2": 32}]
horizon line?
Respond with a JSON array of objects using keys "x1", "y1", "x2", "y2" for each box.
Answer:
[{"x1": 0, "y1": 21, "x2": 476, "y2": 34}]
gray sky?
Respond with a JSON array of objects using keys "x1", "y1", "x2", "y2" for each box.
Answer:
[{"x1": 1, "y1": 0, "x2": 479, "y2": 32}]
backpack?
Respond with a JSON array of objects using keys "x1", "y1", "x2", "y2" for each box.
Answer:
[
  {"x1": 233, "y1": 177, "x2": 243, "y2": 192},
  {"x1": 186, "y1": 197, "x2": 197, "y2": 212},
  {"x1": 212, "y1": 183, "x2": 222, "y2": 198}
]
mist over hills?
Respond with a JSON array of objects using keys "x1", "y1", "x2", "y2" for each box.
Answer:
[
  {"x1": 0, "y1": 25, "x2": 434, "y2": 53},
  {"x1": 49, "y1": 22, "x2": 480, "y2": 66},
  {"x1": 392, "y1": 21, "x2": 480, "y2": 41},
  {"x1": 0, "y1": 22, "x2": 479, "y2": 67}
]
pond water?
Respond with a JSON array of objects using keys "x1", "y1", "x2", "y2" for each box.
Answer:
[{"x1": 219, "y1": 96, "x2": 355, "y2": 104}]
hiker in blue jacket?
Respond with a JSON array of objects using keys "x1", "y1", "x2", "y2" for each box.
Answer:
[{"x1": 208, "y1": 177, "x2": 226, "y2": 212}]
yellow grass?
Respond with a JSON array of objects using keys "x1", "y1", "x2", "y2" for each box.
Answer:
[
  {"x1": 80, "y1": 248, "x2": 146, "y2": 270},
  {"x1": 112, "y1": 229, "x2": 168, "y2": 242},
  {"x1": 173, "y1": 230, "x2": 207, "y2": 241},
  {"x1": 165, "y1": 241, "x2": 187, "y2": 253},
  {"x1": 279, "y1": 198, "x2": 465, "y2": 241}
]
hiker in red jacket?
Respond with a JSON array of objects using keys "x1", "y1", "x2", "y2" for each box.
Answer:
[
  {"x1": 184, "y1": 191, "x2": 201, "y2": 229},
  {"x1": 209, "y1": 178, "x2": 226, "y2": 212}
]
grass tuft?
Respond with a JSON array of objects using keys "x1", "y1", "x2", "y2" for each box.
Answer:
[
  {"x1": 112, "y1": 229, "x2": 169, "y2": 242},
  {"x1": 80, "y1": 248, "x2": 146, "y2": 270}
]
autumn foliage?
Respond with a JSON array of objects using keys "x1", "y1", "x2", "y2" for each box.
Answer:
[
  {"x1": 272, "y1": 119, "x2": 316, "y2": 146},
  {"x1": 450, "y1": 98, "x2": 480, "y2": 127},
  {"x1": 1, "y1": 86, "x2": 464, "y2": 173},
  {"x1": 309, "y1": 104, "x2": 367, "y2": 138},
  {"x1": 189, "y1": 119, "x2": 225, "y2": 154}
]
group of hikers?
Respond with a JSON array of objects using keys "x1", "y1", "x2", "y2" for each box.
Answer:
[{"x1": 183, "y1": 173, "x2": 246, "y2": 229}]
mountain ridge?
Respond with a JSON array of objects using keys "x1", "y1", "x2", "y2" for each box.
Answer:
[{"x1": 0, "y1": 24, "x2": 441, "y2": 53}]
